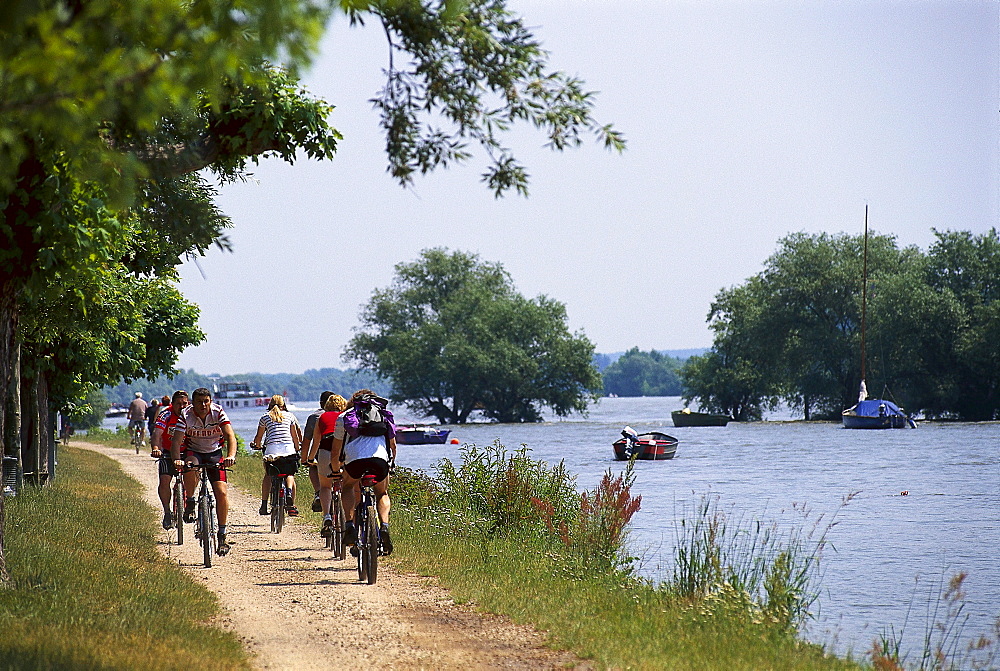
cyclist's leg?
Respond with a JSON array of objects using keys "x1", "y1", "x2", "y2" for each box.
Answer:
[
  {"x1": 211, "y1": 478, "x2": 229, "y2": 526},
  {"x1": 341, "y1": 471, "x2": 359, "y2": 522},
  {"x1": 374, "y1": 476, "x2": 391, "y2": 525},
  {"x1": 285, "y1": 474, "x2": 296, "y2": 506}
]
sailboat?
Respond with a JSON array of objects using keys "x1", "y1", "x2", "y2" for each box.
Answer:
[{"x1": 842, "y1": 207, "x2": 916, "y2": 429}]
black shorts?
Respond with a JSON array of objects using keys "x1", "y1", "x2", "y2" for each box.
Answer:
[
  {"x1": 318, "y1": 433, "x2": 335, "y2": 452},
  {"x1": 263, "y1": 454, "x2": 299, "y2": 477},
  {"x1": 344, "y1": 457, "x2": 389, "y2": 483},
  {"x1": 158, "y1": 458, "x2": 178, "y2": 477},
  {"x1": 184, "y1": 450, "x2": 228, "y2": 483}
]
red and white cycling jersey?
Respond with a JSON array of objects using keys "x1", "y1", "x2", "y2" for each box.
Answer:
[
  {"x1": 171, "y1": 404, "x2": 231, "y2": 454},
  {"x1": 154, "y1": 408, "x2": 182, "y2": 453}
]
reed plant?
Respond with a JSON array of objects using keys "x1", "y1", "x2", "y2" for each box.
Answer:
[
  {"x1": 870, "y1": 572, "x2": 999, "y2": 671},
  {"x1": 0, "y1": 446, "x2": 249, "y2": 670}
]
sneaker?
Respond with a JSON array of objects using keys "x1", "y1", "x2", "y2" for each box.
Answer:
[
  {"x1": 217, "y1": 533, "x2": 230, "y2": 556},
  {"x1": 380, "y1": 528, "x2": 393, "y2": 556},
  {"x1": 321, "y1": 517, "x2": 333, "y2": 538},
  {"x1": 343, "y1": 524, "x2": 358, "y2": 546},
  {"x1": 311, "y1": 493, "x2": 322, "y2": 513},
  {"x1": 161, "y1": 512, "x2": 173, "y2": 530},
  {"x1": 286, "y1": 506, "x2": 299, "y2": 517},
  {"x1": 258, "y1": 501, "x2": 269, "y2": 516},
  {"x1": 183, "y1": 499, "x2": 196, "y2": 523}
]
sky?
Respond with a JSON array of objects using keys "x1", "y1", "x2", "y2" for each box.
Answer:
[{"x1": 174, "y1": 0, "x2": 1000, "y2": 376}]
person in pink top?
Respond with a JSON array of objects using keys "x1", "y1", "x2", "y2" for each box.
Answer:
[{"x1": 170, "y1": 387, "x2": 238, "y2": 556}]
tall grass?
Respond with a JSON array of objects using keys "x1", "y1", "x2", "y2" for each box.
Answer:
[
  {"x1": 667, "y1": 492, "x2": 855, "y2": 634},
  {"x1": 870, "y1": 572, "x2": 999, "y2": 671},
  {"x1": 0, "y1": 446, "x2": 250, "y2": 670}
]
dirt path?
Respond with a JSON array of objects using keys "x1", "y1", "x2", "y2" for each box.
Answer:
[{"x1": 76, "y1": 442, "x2": 582, "y2": 670}]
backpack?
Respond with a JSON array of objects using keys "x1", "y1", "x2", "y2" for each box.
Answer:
[{"x1": 344, "y1": 394, "x2": 394, "y2": 438}]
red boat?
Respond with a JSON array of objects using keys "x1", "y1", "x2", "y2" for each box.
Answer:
[{"x1": 612, "y1": 429, "x2": 678, "y2": 461}]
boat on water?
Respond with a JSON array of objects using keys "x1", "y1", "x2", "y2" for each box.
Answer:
[
  {"x1": 105, "y1": 404, "x2": 128, "y2": 418},
  {"x1": 842, "y1": 206, "x2": 915, "y2": 430},
  {"x1": 212, "y1": 382, "x2": 270, "y2": 410},
  {"x1": 613, "y1": 427, "x2": 678, "y2": 461},
  {"x1": 395, "y1": 426, "x2": 451, "y2": 445},
  {"x1": 671, "y1": 408, "x2": 731, "y2": 427}
]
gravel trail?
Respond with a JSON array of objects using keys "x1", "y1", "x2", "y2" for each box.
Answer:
[{"x1": 76, "y1": 442, "x2": 583, "y2": 670}]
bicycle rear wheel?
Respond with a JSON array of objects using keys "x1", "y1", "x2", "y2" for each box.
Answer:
[
  {"x1": 365, "y1": 503, "x2": 378, "y2": 585},
  {"x1": 200, "y1": 493, "x2": 214, "y2": 568},
  {"x1": 332, "y1": 491, "x2": 346, "y2": 560},
  {"x1": 270, "y1": 479, "x2": 284, "y2": 534},
  {"x1": 173, "y1": 478, "x2": 184, "y2": 545},
  {"x1": 356, "y1": 504, "x2": 368, "y2": 582}
]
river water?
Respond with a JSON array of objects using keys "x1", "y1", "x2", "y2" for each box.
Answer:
[{"x1": 107, "y1": 396, "x2": 1000, "y2": 658}]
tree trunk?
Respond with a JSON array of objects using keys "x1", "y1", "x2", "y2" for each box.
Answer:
[{"x1": 0, "y1": 281, "x2": 20, "y2": 586}]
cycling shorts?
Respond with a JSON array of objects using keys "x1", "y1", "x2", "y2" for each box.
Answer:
[
  {"x1": 158, "y1": 458, "x2": 179, "y2": 477},
  {"x1": 184, "y1": 450, "x2": 228, "y2": 483},
  {"x1": 129, "y1": 419, "x2": 145, "y2": 430},
  {"x1": 318, "y1": 433, "x2": 335, "y2": 451},
  {"x1": 345, "y1": 457, "x2": 389, "y2": 483}
]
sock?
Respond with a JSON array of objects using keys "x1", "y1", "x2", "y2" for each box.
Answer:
[
  {"x1": 345, "y1": 520, "x2": 355, "y2": 529},
  {"x1": 380, "y1": 522, "x2": 390, "y2": 532},
  {"x1": 324, "y1": 514, "x2": 332, "y2": 521},
  {"x1": 218, "y1": 524, "x2": 227, "y2": 535}
]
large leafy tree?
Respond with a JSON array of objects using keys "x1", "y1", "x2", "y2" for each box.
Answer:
[
  {"x1": 0, "y1": 0, "x2": 622, "y2": 577},
  {"x1": 682, "y1": 228, "x2": 1000, "y2": 422},
  {"x1": 603, "y1": 348, "x2": 683, "y2": 397},
  {"x1": 346, "y1": 249, "x2": 602, "y2": 423}
]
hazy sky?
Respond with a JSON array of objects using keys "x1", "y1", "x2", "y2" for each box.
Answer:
[{"x1": 175, "y1": 0, "x2": 999, "y2": 376}]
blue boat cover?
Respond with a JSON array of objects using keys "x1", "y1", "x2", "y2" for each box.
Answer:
[{"x1": 852, "y1": 399, "x2": 906, "y2": 417}]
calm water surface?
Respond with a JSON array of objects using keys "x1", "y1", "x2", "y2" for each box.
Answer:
[{"x1": 109, "y1": 396, "x2": 1000, "y2": 656}]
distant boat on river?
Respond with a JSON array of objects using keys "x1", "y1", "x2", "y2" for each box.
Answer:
[
  {"x1": 395, "y1": 426, "x2": 451, "y2": 445},
  {"x1": 613, "y1": 427, "x2": 678, "y2": 460},
  {"x1": 842, "y1": 206, "x2": 916, "y2": 430},
  {"x1": 671, "y1": 409, "x2": 731, "y2": 427},
  {"x1": 213, "y1": 382, "x2": 269, "y2": 410}
]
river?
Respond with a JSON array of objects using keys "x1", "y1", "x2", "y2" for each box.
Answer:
[{"x1": 107, "y1": 396, "x2": 1000, "y2": 659}]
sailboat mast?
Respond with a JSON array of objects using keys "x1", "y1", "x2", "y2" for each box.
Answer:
[{"x1": 860, "y1": 205, "x2": 869, "y2": 383}]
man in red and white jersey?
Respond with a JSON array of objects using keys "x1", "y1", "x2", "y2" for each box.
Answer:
[
  {"x1": 151, "y1": 389, "x2": 189, "y2": 530},
  {"x1": 171, "y1": 387, "x2": 238, "y2": 556}
]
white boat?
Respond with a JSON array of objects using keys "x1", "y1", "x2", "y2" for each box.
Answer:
[{"x1": 213, "y1": 382, "x2": 270, "y2": 410}]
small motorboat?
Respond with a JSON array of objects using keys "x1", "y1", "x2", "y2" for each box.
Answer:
[
  {"x1": 671, "y1": 409, "x2": 731, "y2": 427},
  {"x1": 613, "y1": 426, "x2": 678, "y2": 461},
  {"x1": 395, "y1": 426, "x2": 452, "y2": 445}
]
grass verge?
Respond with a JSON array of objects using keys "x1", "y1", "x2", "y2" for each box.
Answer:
[{"x1": 0, "y1": 445, "x2": 250, "y2": 670}]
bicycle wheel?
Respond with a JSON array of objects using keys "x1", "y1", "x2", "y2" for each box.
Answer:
[
  {"x1": 133, "y1": 429, "x2": 140, "y2": 454},
  {"x1": 173, "y1": 478, "x2": 184, "y2": 546},
  {"x1": 356, "y1": 504, "x2": 368, "y2": 582},
  {"x1": 270, "y1": 479, "x2": 284, "y2": 534},
  {"x1": 200, "y1": 493, "x2": 214, "y2": 568},
  {"x1": 332, "y1": 491, "x2": 346, "y2": 560},
  {"x1": 365, "y1": 503, "x2": 378, "y2": 585}
]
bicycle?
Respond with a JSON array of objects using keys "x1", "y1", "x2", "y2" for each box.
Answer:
[
  {"x1": 189, "y1": 462, "x2": 225, "y2": 568},
  {"x1": 351, "y1": 472, "x2": 381, "y2": 585},
  {"x1": 171, "y1": 470, "x2": 185, "y2": 546},
  {"x1": 324, "y1": 475, "x2": 346, "y2": 560},
  {"x1": 263, "y1": 454, "x2": 296, "y2": 534},
  {"x1": 130, "y1": 423, "x2": 143, "y2": 454}
]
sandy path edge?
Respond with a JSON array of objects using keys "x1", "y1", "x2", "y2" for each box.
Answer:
[{"x1": 74, "y1": 441, "x2": 584, "y2": 670}]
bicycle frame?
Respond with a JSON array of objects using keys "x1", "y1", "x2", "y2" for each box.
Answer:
[{"x1": 263, "y1": 455, "x2": 295, "y2": 534}]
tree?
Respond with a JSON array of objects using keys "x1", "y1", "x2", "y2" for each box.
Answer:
[
  {"x1": 603, "y1": 348, "x2": 683, "y2": 397},
  {"x1": 1, "y1": 0, "x2": 621, "y2": 582},
  {"x1": 346, "y1": 249, "x2": 602, "y2": 423}
]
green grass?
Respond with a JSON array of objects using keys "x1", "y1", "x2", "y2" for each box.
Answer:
[{"x1": 0, "y1": 445, "x2": 250, "y2": 670}]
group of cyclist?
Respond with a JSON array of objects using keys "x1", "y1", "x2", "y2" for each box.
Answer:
[{"x1": 146, "y1": 386, "x2": 396, "y2": 559}]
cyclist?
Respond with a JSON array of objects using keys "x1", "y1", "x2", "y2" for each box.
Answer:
[
  {"x1": 303, "y1": 393, "x2": 348, "y2": 538},
  {"x1": 127, "y1": 392, "x2": 148, "y2": 446},
  {"x1": 151, "y1": 390, "x2": 189, "y2": 529},
  {"x1": 251, "y1": 395, "x2": 303, "y2": 517},
  {"x1": 330, "y1": 389, "x2": 397, "y2": 555},
  {"x1": 171, "y1": 387, "x2": 237, "y2": 556},
  {"x1": 299, "y1": 390, "x2": 334, "y2": 513},
  {"x1": 145, "y1": 398, "x2": 160, "y2": 445}
]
